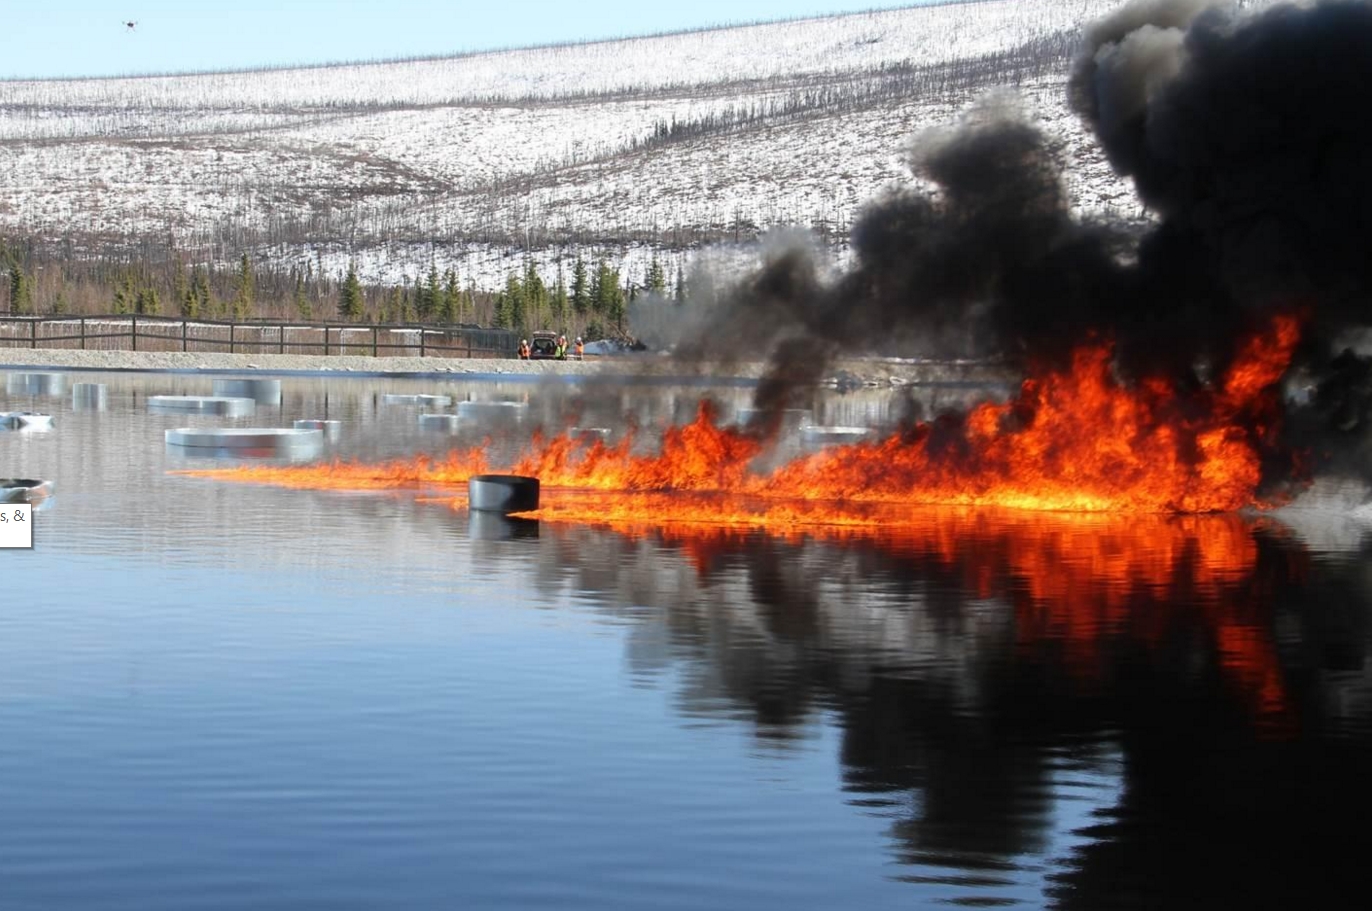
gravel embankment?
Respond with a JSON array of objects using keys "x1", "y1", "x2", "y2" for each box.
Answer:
[
  {"x1": 0, "y1": 347, "x2": 1013, "y2": 387},
  {"x1": 0, "y1": 348, "x2": 650, "y2": 377}
]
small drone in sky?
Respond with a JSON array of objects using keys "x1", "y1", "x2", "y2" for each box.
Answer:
[{"x1": 124, "y1": 21, "x2": 137, "y2": 31}]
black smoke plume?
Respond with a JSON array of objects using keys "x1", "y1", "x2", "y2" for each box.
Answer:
[{"x1": 706, "y1": 0, "x2": 1372, "y2": 476}]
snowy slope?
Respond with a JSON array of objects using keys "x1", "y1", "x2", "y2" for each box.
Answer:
[{"x1": 0, "y1": 0, "x2": 1130, "y2": 288}]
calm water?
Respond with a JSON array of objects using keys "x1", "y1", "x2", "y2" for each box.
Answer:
[{"x1": 3, "y1": 369, "x2": 1371, "y2": 909}]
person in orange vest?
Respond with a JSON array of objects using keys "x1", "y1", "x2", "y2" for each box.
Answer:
[
  {"x1": 574, "y1": 337, "x2": 585, "y2": 359},
  {"x1": 518, "y1": 338, "x2": 531, "y2": 359}
]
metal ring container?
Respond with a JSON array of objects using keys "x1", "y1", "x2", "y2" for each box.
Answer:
[
  {"x1": 418, "y1": 413, "x2": 462, "y2": 432},
  {"x1": 457, "y1": 401, "x2": 528, "y2": 419},
  {"x1": 1, "y1": 412, "x2": 54, "y2": 430},
  {"x1": 165, "y1": 427, "x2": 323, "y2": 452},
  {"x1": 6, "y1": 373, "x2": 67, "y2": 396},
  {"x1": 799, "y1": 425, "x2": 873, "y2": 445},
  {"x1": 468, "y1": 474, "x2": 540, "y2": 514},
  {"x1": 294, "y1": 419, "x2": 342, "y2": 439},
  {"x1": 1, "y1": 478, "x2": 54, "y2": 503},
  {"x1": 212, "y1": 378, "x2": 282, "y2": 405},
  {"x1": 148, "y1": 395, "x2": 256, "y2": 416},
  {"x1": 71, "y1": 383, "x2": 108, "y2": 410},
  {"x1": 381, "y1": 394, "x2": 453, "y2": 407}
]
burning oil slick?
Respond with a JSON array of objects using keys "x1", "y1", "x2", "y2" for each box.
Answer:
[
  {"x1": 183, "y1": 319, "x2": 1296, "y2": 514},
  {"x1": 669, "y1": 0, "x2": 1372, "y2": 498}
]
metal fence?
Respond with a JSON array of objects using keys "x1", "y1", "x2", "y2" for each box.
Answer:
[{"x1": 0, "y1": 315, "x2": 520, "y2": 359}]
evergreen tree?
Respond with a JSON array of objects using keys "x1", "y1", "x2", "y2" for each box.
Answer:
[
  {"x1": 53, "y1": 289, "x2": 68, "y2": 315},
  {"x1": 172, "y1": 259, "x2": 189, "y2": 315},
  {"x1": 422, "y1": 264, "x2": 441, "y2": 322},
  {"x1": 233, "y1": 253, "x2": 255, "y2": 319},
  {"x1": 492, "y1": 286, "x2": 510, "y2": 329},
  {"x1": 608, "y1": 281, "x2": 627, "y2": 333},
  {"x1": 570, "y1": 256, "x2": 589, "y2": 316},
  {"x1": 112, "y1": 275, "x2": 134, "y2": 315},
  {"x1": 503, "y1": 271, "x2": 526, "y2": 332},
  {"x1": 442, "y1": 268, "x2": 460, "y2": 324},
  {"x1": 674, "y1": 263, "x2": 687, "y2": 304},
  {"x1": 385, "y1": 286, "x2": 404, "y2": 324},
  {"x1": 293, "y1": 273, "x2": 311, "y2": 319},
  {"x1": 466, "y1": 280, "x2": 479, "y2": 325},
  {"x1": 593, "y1": 261, "x2": 622, "y2": 320},
  {"x1": 339, "y1": 262, "x2": 364, "y2": 321},
  {"x1": 136, "y1": 286, "x2": 161, "y2": 316},
  {"x1": 306, "y1": 259, "x2": 323, "y2": 313},
  {"x1": 646, "y1": 255, "x2": 667, "y2": 296},
  {"x1": 523, "y1": 260, "x2": 547, "y2": 330},
  {"x1": 197, "y1": 266, "x2": 213, "y2": 317},
  {"x1": 402, "y1": 276, "x2": 416, "y2": 322},
  {"x1": 552, "y1": 263, "x2": 569, "y2": 329},
  {"x1": 8, "y1": 262, "x2": 33, "y2": 315},
  {"x1": 185, "y1": 266, "x2": 207, "y2": 318}
]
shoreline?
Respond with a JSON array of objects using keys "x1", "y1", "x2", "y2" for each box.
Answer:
[
  {"x1": 0, "y1": 348, "x2": 665, "y2": 380},
  {"x1": 0, "y1": 347, "x2": 1014, "y2": 388}
]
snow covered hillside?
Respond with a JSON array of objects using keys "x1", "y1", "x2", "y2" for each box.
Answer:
[{"x1": 0, "y1": 0, "x2": 1132, "y2": 289}]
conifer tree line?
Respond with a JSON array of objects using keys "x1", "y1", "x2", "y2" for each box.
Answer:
[
  {"x1": 489, "y1": 254, "x2": 675, "y2": 341},
  {"x1": 1, "y1": 236, "x2": 686, "y2": 340}
]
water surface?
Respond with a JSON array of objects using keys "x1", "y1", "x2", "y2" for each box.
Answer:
[{"x1": 3, "y1": 370, "x2": 1370, "y2": 909}]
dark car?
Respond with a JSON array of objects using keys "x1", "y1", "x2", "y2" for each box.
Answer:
[{"x1": 528, "y1": 332, "x2": 560, "y2": 359}]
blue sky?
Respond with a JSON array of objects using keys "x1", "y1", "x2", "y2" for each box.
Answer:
[{"x1": 3, "y1": 1, "x2": 927, "y2": 80}]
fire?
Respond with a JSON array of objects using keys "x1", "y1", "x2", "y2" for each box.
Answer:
[
  {"x1": 170, "y1": 312, "x2": 1304, "y2": 734},
  {"x1": 750, "y1": 315, "x2": 1300, "y2": 514},
  {"x1": 180, "y1": 448, "x2": 495, "y2": 491},
  {"x1": 177, "y1": 315, "x2": 1301, "y2": 518}
]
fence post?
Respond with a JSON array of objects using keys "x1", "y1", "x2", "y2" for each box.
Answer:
[
  {"x1": 131, "y1": 315, "x2": 137, "y2": 352},
  {"x1": 80, "y1": 317, "x2": 86, "y2": 350},
  {"x1": 30, "y1": 318, "x2": 37, "y2": 349},
  {"x1": 372, "y1": 326, "x2": 379, "y2": 357},
  {"x1": 279, "y1": 324, "x2": 285, "y2": 355},
  {"x1": 324, "y1": 326, "x2": 330, "y2": 356},
  {"x1": 229, "y1": 322, "x2": 235, "y2": 354},
  {"x1": 419, "y1": 327, "x2": 425, "y2": 358}
]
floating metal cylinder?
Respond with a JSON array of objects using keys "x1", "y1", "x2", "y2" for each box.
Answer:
[
  {"x1": 212, "y1": 378, "x2": 282, "y2": 404},
  {"x1": 457, "y1": 401, "x2": 528, "y2": 419},
  {"x1": 294, "y1": 418, "x2": 342, "y2": 439},
  {"x1": 1, "y1": 478, "x2": 54, "y2": 502},
  {"x1": 148, "y1": 395, "x2": 255, "y2": 416},
  {"x1": 418, "y1": 413, "x2": 462, "y2": 432},
  {"x1": 799, "y1": 425, "x2": 873, "y2": 445},
  {"x1": 570, "y1": 426, "x2": 612, "y2": 443},
  {"x1": 1, "y1": 412, "x2": 53, "y2": 430},
  {"x1": 71, "y1": 383, "x2": 108, "y2": 410},
  {"x1": 6, "y1": 373, "x2": 66, "y2": 396},
  {"x1": 165, "y1": 427, "x2": 323, "y2": 452},
  {"x1": 381, "y1": 393, "x2": 452, "y2": 407},
  {"x1": 468, "y1": 474, "x2": 540, "y2": 514}
]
